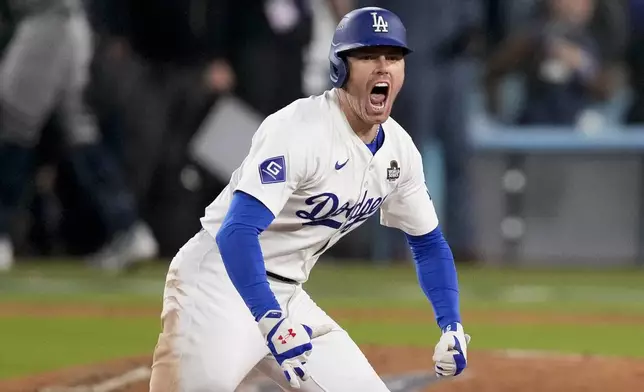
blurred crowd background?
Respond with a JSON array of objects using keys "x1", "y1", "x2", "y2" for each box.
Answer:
[{"x1": 1, "y1": 0, "x2": 643, "y2": 273}]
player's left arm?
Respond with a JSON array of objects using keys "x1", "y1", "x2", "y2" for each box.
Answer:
[{"x1": 380, "y1": 145, "x2": 470, "y2": 377}]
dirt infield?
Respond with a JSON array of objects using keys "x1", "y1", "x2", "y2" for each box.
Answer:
[
  {"x1": 2, "y1": 303, "x2": 644, "y2": 391},
  {"x1": 3, "y1": 347, "x2": 644, "y2": 392}
]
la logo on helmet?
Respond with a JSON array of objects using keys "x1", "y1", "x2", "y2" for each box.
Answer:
[{"x1": 371, "y1": 12, "x2": 388, "y2": 33}]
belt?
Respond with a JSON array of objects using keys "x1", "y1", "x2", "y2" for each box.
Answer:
[{"x1": 266, "y1": 271, "x2": 298, "y2": 285}]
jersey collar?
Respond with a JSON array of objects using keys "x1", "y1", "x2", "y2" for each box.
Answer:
[{"x1": 328, "y1": 89, "x2": 390, "y2": 157}]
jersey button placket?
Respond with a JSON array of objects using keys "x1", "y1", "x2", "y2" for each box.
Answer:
[{"x1": 364, "y1": 164, "x2": 372, "y2": 187}]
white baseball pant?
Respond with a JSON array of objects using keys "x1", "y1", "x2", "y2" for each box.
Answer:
[{"x1": 148, "y1": 229, "x2": 390, "y2": 392}]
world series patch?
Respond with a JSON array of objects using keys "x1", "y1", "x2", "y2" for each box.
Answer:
[{"x1": 387, "y1": 160, "x2": 400, "y2": 181}]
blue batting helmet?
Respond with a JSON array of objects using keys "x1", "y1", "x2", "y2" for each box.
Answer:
[{"x1": 329, "y1": 7, "x2": 412, "y2": 88}]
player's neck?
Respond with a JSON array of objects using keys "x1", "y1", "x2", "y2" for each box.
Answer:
[{"x1": 337, "y1": 90, "x2": 380, "y2": 143}]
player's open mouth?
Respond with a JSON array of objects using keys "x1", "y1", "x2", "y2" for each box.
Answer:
[{"x1": 369, "y1": 82, "x2": 389, "y2": 111}]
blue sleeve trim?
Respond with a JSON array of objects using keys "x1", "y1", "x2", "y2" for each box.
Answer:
[
  {"x1": 215, "y1": 191, "x2": 281, "y2": 320},
  {"x1": 405, "y1": 226, "x2": 461, "y2": 329}
]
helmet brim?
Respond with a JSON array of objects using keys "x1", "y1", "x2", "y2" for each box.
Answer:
[{"x1": 335, "y1": 37, "x2": 412, "y2": 57}]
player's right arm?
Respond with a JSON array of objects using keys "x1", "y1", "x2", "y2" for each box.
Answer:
[
  {"x1": 214, "y1": 116, "x2": 329, "y2": 388},
  {"x1": 216, "y1": 115, "x2": 308, "y2": 320},
  {"x1": 215, "y1": 191, "x2": 280, "y2": 320},
  {"x1": 215, "y1": 114, "x2": 311, "y2": 320}
]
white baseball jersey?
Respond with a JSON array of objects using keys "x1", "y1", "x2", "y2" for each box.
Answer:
[{"x1": 200, "y1": 88, "x2": 439, "y2": 282}]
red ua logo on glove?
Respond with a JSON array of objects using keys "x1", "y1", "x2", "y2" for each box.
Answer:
[{"x1": 278, "y1": 329, "x2": 297, "y2": 344}]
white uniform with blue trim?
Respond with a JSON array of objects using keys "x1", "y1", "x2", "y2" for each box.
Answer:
[
  {"x1": 150, "y1": 89, "x2": 439, "y2": 391},
  {"x1": 201, "y1": 88, "x2": 438, "y2": 281}
]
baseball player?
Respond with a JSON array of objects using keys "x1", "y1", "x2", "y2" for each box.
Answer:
[
  {"x1": 0, "y1": 0, "x2": 157, "y2": 271},
  {"x1": 150, "y1": 6, "x2": 469, "y2": 391}
]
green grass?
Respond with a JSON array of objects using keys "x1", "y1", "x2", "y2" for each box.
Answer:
[
  {"x1": 0, "y1": 317, "x2": 159, "y2": 379},
  {"x1": 306, "y1": 263, "x2": 644, "y2": 315},
  {"x1": 1, "y1": 260, "x2": 644, "y2": 379},
  {"x1": 4, "y1": 261, "x2": 644, "y2": 312},
  {"x1": 339, "y1": 321, "x2": 644, "y2": 358}
]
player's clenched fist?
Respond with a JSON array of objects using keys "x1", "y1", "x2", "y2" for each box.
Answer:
[
  {"x1": 433, "y1": 322, "x2": 471, "y2": 377},
  {"x1": 258, "y1": 310, "x2": 333, "y2": 388}
]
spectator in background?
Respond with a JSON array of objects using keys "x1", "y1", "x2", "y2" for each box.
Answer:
[
  {"x1": 216, "y1": 0, "x2": 352, "y2": 115},
  {"x1": 208, "y1": 0, "x2": 313, "y2": 116},
  {"x1": 485, "y1": 0, "x2": 623, "y2": 125},
  {"x1": 0, "y1": 0, "x2": 157, "y2": 271},
  {"x1": 89, "y1": 0, "x2": 319, "y2": 255},
  {"x1": 625, "y1": 0, "x2": 644, "y2": 123},
  {"x1": 88, "y1": 0, "x2": 230, "y2": 204},
  {"x1": 88, "y1": 0, "x2": 239, "y2": 256}
]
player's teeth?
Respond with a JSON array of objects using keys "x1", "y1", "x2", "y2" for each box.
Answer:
[{"x1": 375, "y1": 82, "x2": 388, "y2": 87}]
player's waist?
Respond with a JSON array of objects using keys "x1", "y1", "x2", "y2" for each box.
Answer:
[
  {"x1": 266, "y1": 271, "x2": 298, "y2": 285},
  {"x1": 200, "y1": 226, "x2": 304, "y2": 285}
]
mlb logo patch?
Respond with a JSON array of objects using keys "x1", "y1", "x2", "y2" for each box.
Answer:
[{"x1": 259, "y1": 156, "x2": 286, "y2": 184}]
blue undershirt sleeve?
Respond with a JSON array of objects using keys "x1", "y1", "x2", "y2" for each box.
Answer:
[
  {"x1": 405, "y1": 226, "x2": 461, "y2": 330},
  {"x1": 215, "y1": 190, "x2": 281, "y2": 321}
]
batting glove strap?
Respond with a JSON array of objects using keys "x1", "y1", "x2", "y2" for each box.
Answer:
[
  {"x1": 257, "y1": 310, "x2": 316, "y2": 389},
  {"x1": 433, "y1": 322, "x2": 471, "y2": 377}
]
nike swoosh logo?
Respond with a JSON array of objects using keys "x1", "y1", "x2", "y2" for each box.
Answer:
[{"x1": 335, "y1": 159, "x2": 349, "y2": 170}]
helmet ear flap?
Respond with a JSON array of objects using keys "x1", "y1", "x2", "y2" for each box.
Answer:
[{"x1": 329, "y1": 50, "x2": 348, "y2": 88}]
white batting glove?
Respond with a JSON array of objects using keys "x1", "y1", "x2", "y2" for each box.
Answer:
[
  {"x1": 433, "y1": 322, "x2": 471, "y2": 377},
  {"x1": 258, "y1": 310, "x2": 333, "y2": 389}
]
